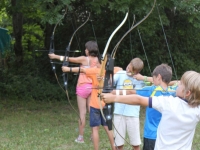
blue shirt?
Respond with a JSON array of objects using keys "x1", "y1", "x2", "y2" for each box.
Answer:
[
  {"x1": 114, "y1": 70, "x2": 145, "y2": 117},
  {"x1": 136, "y1": 85, "x2": 177, "y2": 139}
]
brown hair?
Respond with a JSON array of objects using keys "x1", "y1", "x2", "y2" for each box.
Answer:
[
  {"x1": 130, "y1": 58, "x2": 144, "y2": 73},
  {"x1": 85, "y1": 41, "x2": 99, "y2": 57},
  {"x1": 181, "y1": 71, "x2": 200, "y2": 107},
  {"x1": 152, "y1": 64, "x2": 172, "y2": 84}
]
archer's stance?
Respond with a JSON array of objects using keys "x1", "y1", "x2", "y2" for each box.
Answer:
[
  {"x1": 49, "y1": 41, "x2": 99, "y2": 143},
  {"x1": 62, "y1": 61, "x2": 122, "y2": 150},
  {"x1": 102, "y1": 70, "x2": 200, "y2": 150},
  {"x1": 112, "y1": 64, "x2": 177, "y2": 150},
  {"x1": 113, "y1": 58, "x2": 145, "y2": 150}
]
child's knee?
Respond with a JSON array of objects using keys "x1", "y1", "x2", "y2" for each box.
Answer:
[{"x1": 92, "y1": 126, "x2": 99, "y2": 131}]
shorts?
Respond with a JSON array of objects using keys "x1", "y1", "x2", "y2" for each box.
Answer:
[
  {"x1": 90, "y1": 107, "x2": 107, "y2": 127},
  {"x1": 143, "y1": 138, "x2": 155, "y2": 150},
  {"x1": 76, "y1": 83, "x2": 92, "y2": 99},
  {"x1": 114, "y1": 114, "x2": 141, "y2": 146}
]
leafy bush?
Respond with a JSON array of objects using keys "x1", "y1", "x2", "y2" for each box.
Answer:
[{"x1": 0, "y1": 55, "x2": 77, "y2": 102}]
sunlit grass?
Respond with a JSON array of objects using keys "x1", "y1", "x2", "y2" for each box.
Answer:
[
  {"x1": 0, "y1": 99, "x2": 200, "y2": 150},
  {"x1": 0, "y1": 99, "x2": 114, "y2": 150}
]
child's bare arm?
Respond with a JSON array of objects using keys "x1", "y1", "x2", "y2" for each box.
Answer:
[
  {"x1": 168, "y1": 80, "x2": 179, "y2": 86},
  {"x1": 48, "y1": 53, "x2": 60, "y2": 60},
  {"x1": 62, "y1": 66, "x2": 85, "y2": 73},
  {"x1": 101, "y1": 93, "x2": 149, "y2": 107},
  {"x1": 49, "y1": 53, "x2": 86, "y2": 64},
  {"x1": 111, "y1": 89, "x2": 136, "y2": 95},
  {"x1": 134, "y1": 74, "x2": 153, "y2": 83}
]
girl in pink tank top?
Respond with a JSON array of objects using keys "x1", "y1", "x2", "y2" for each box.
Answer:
[{"x1": 49, "y1": 41, "x2": 99, "y2": 143}]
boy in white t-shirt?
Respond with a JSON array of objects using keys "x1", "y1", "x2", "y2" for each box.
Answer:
[{"x1": 101, "y1": 71, "x2": 200, "y2": 150}]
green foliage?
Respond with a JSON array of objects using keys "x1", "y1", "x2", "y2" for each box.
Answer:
[
  {"x1": 22, "y1": 24, "x2": 44, "y2": 54},
  {"x1": 0, "y1": 7, "x2": 9, "y2": 28},
  {"x1": 108, "y1": 0, "x2": 130, "y2": 13},
  {"x1": 0, "y1": 54, "x2": 77, "y2": 101},
  {"x1": 85, "y1": 0, "x2": 111, "y2": 14},
  {"x1": 34, "y1": 0, "x2": 73, "y2": 25},
  {"x1": 0, "y1": 70, "x2": 66, "y2": 101},
  {"x1": 1, "y1": 0, "x2": 200, "y2": 101}
]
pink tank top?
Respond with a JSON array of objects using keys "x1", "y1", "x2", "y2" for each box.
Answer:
[{"x1": 77, "y1": 57, "x2": 98, "y2": 86}]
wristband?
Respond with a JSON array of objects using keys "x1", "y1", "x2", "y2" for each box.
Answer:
[
  {"x1": 78, "y1": 67, "x2": 80, "y2": 74},
  {"x1": 122, "y1": 90, "x2": 126, "y2": 95},
  {"x1": 60, "y1": 56, "x2": 64, "y2": 61},
  {"x1": 144, "y1": 76, "x2": 147, "y2": 82},
  {"x1": 116, "y1": 90, "x2": 120, "y2": 96},
  {"x1": 70, "y1": 67, "x2": 72, "y2": 72}
]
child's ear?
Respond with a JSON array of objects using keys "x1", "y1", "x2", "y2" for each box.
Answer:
[
  {"x1": 186, "y1": 90, "x2": 191, "y2": 97},
  {"x1": 158, "y1": 74, "x2": 162, "y2": 80}
]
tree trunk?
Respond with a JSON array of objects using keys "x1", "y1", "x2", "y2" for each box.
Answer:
[{"x1": 11, "y1": 0, "x2": 23, "y2": 65}]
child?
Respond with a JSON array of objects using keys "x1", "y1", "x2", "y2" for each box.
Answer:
[
  {"x1": 49, "y1": 41, "x2": 99, "y2": 143},
  {"x1": 62, "y1": 62, "x2": 122, "y2": 150},
  {"x1": 101, "y1": 70, "x2": 200, "y2": 150},
  {"x1": 111, "y1": 64, "x2": 177, "y2": 150},
  {"x1": 113, "y1": 58, "x2": 145, "y2": 150}
]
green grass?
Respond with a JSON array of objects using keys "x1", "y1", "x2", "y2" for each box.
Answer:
[{"x1": 0, "y1": 99, "x2": 200, "y2": 150}]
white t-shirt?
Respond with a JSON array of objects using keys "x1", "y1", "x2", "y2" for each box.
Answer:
[{"x1": 150, "y1": 95, "x2": 200, "y2": 150}]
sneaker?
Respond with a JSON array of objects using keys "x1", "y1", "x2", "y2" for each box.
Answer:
[{"x1": 75, "y1": 137, "x2": 84, "y2": 143}]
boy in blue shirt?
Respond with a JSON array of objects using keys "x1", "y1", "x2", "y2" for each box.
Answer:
[
  {"x1": 113, "y1": 58, "x2": 145, "y2": 150},
  {"x1": 102, "y1": 70, "x2": 200, "y2": 150},
  {"x1": 112, "y1": 64, "x2": 177, "y2": 150}
]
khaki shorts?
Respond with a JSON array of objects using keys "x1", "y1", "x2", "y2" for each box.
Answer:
[{"x1": 113, "y1": 114, "x2": 141, "y2": 146}]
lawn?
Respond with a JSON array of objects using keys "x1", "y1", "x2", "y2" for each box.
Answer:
[{"x1": 0, "y1": 99, "x2": 200, "y2": 150}]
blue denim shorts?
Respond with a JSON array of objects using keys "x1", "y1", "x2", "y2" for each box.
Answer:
[
  {"x1": 90, "y1": 106, "x2": 107, "y2": 127},
  {"x1": 143, "y1": 138, "x2": 156, "y2": 150}
]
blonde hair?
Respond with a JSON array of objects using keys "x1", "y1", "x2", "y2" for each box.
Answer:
[
  {"x1": 130, "y1": 58, "x2": 144, "y2": 73},
  {"x1": 181, "y1": 71, "x2": 200, "y2": 107}
]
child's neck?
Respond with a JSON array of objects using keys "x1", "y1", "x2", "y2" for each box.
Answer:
[{"x1": 159, "y1": 82, "x2": 168, "y2": 91}]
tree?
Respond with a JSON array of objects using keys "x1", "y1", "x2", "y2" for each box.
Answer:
[{"x1": 11, "y1": 0, "x2": 23, "y2": 65}]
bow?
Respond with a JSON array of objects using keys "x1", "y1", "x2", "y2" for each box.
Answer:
[
  {"x1": 111, "y1": 0, "x2": 157, "y2": 58},
  {"x1": 97, "y1": 1, "x2": 157, "y2": 148},
  {"x1": 100, "y1": 0, "x2": 157, "y2": 130},
  {"x1": 62, "y1": 11, "x2": 91, "y2": 123},
  {"x1": 103, "y1": 0, "x2": 156, "y2": 145},
  {"x1": 49, "y1": 6, "x2": 68, "y2": 91},
  {"x1": 98, "y1": 12, "x2": 129, "y2": 130}
]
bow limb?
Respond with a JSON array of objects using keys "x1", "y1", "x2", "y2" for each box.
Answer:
[
  {"x1": 107, "y1": 0, "x2": 156, "y2": 146},
  {"x1": 62, "y1": 12, "x2": 90, "y2": 124},
  {"x1": 68, "y1": 12, "x2": 91, "y2": 49},
  {"x1": 111, "y1": 0, "x2": 156, "y2": 58},
  {"x1": 102, "y1": 12, "x2": 129, "y2": 59},
  {"x1": 98, "y1": 55, "x2": 108, "y2": 122},
  {"x1": 98, "y1": 12, "x2": 129, "y2": 131},
  {"x1": 49, "y1": 6, "x2": 68, "y2": 92},
  {"x1": 49, "y1": 6, "x2": 68, "y2": 57},
  {"x1": 109, "y1": 17, "x2": 137, "y2": 139}
]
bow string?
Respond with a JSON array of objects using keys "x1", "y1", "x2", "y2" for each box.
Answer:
[
  {"x1": 111, "y1": 0, "x2": 157, "y2": 58},
  {"x1": 62, "y1": 11, "x2": 91, "y2": 124},
  {"x1": 106, "y1": 0, "x2": 157, "y2": 146},
  {"x1": 104, "y1": 0, "x2": 156, "y2": 145}
]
